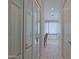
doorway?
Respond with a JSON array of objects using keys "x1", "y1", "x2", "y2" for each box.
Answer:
[{"x1": 24, "y1": 0, "x2": 41, "y2": 59}]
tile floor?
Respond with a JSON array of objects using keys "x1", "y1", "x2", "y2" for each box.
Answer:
[{"x1": 41, "y1": 38, "x2": 63, "y2": 59}]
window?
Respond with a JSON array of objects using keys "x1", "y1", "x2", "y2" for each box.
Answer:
[
  {"x1": 45, "y1": 23, "x2": 49, "y2": 33},
  {"x1": 45, "y1": 22, "x2": 59, "y2": 34},
  {"x1": 49, "y1": 23, "x2": 58, "y2": 34}
]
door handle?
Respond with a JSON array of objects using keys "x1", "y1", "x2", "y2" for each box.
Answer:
[
  {"x1": 25, "y1": 43, "x2": 32, "y2": 49},
  {"x1": 25, "y1": 44, "x2": 28, "y2": 46},
  {"x1": 68, "y1": 40, "x2": 71, "y2": 45}
]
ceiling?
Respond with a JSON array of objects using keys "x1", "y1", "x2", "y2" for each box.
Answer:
[{"x1": 44, "y1": 0, "x2": 62, "y2": 21}]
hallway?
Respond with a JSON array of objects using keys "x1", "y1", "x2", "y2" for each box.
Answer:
[{"x1": 8, "y1": 0, "x2": 71, "y2": 59}]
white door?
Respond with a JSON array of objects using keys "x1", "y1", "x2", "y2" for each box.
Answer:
[
  {"x1": 64, "y1": 6, "x2": 71, "y2": 59},
  {"x1": 24, "y1": 0, "x2": 33, "y2": 59},
  {"x1": 8, "y1": 0, "x2": 23, "y2": 59}
]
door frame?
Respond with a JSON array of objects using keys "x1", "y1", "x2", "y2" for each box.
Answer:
[{"x1": 32, "y1": 0, "x2": 41, "y2": 59}]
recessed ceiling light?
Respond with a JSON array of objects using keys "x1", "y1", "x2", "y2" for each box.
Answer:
[{"x1": 51, "y1": 8, "x2": 54, "y2": 11}]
